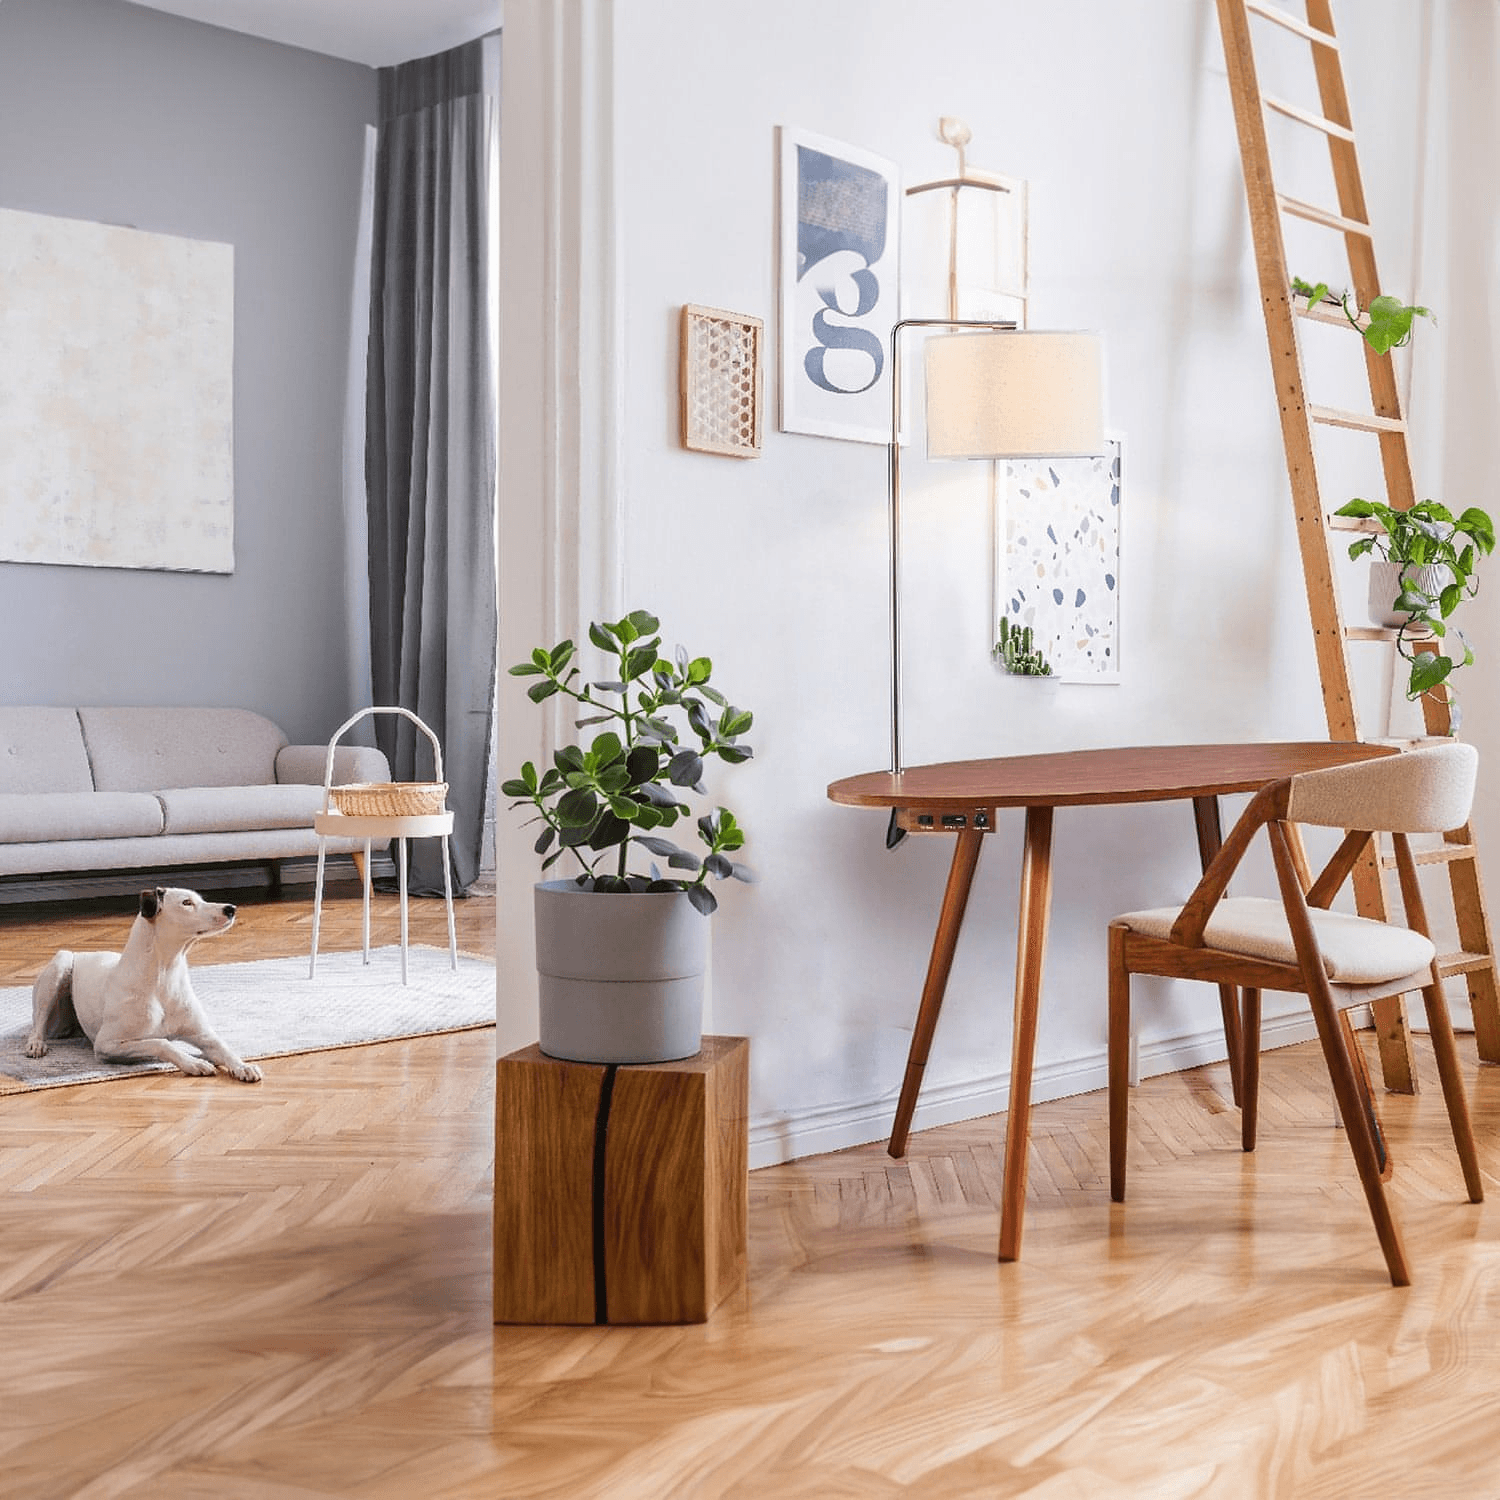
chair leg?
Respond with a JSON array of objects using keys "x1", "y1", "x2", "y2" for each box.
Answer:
[
  {"x1": 1108, "y1": 924, "x2": 1131, "y2": 1203},
  {"x1": 1241, "y1": 987, "x2": 1260, "y2": 1153},
  {"x1": 1422, "y1": 980, "x2": 1485, "y2": 1203},
  {"x1": 1340, "y1": 1011, "x2": 1391, "y2": 1181},
  {"x1": 1314, "y1": 987, "x2": 1411, "y2": 1285},
  {"x1": 1270, "y1": 821, "x2": 1410, "y2": 1286}
]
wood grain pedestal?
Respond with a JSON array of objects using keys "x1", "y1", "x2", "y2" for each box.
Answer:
[{"x1": 493, "y1": 1035, "x2": 749, "y2": 1325}]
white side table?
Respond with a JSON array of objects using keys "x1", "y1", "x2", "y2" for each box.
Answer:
[{"x1": 307, "y1": 707, "x2": 459, "y2": 985}]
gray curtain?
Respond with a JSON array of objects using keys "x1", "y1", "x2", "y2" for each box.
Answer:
[{"x1": 367, "y1": 34, "x2": 498, "y2": 895}]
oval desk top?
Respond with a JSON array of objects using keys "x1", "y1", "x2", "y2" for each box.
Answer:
[{"x1": 827, "y1": 741, "x2": 1397, "y2": 812}]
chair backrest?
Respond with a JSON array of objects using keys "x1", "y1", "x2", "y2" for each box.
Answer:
[{"x1": 1285, "y1": 743, "x2": 1478, "y2": 834}]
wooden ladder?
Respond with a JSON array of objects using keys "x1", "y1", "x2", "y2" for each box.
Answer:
[{"x1": 1216, "y1": 0, "x2": 1500, "y2": 1088}]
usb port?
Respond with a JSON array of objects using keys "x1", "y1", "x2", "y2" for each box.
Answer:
[{"x1": 916, "y1": 813, "x2": 934, "y2": 827}]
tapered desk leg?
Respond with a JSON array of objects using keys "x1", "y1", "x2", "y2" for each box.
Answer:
[
  {"x1": 1193, "y1": 795, "x2": 1243, "y2": 1107},
  {"x1": 998, "y1": 805, "x2": 1054, "y2": 1263},
  {"x1": 888, "y1": 825, "x2": 985, "y2": 1159}
]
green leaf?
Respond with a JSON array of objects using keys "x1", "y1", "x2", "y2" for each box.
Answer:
[
  {"x1": 587, "y1": 811, "x2": 630, "y2": 850},
  {"x1": 556, "y1": 787, "x2": 599, "y2": 827},
  {"x1": 1347, "y1": 537, "x2": 1375, "y2": 561},
  {"x1": 686, "y1": 656, "x2": 712, "y2": 685},
  {"x1": 508, "y1": 661, "x2": 543, "y2": 676},
  {"x1": 588, "y1": 621, "x2": 614, "y2": 651},
  {"x1": 625, "y1": 645, "x2": 659, "y2": 681},
  {"x1": 698, "y1": 684, "x2": 727, "y2": 707},
  {"x1": 594, "y1": 874, "x2": 632, "y2": 894},
  {"x1": 611, "y1": 614, "x2": 639, "y2": 645},
  {"x1": 531, "y1": 647, "x2": 551, "y2": 670},
  {"x1": 626, "y1": 745, "x2": 660, "y2": 786},
  {"x1": 1408, "y1": 653, "x2": 1452, "y2": 697},
  {"x1": 625, "y1": 609, "x2": 660, "y2": 637},
  {"x1": 590, "y1": 730, "x2": 624, "y2": 765},
  {"x1": 500, "y1": 778, "x2": 532, "y2": 799},
  {"x1": 549, "y1": 639, "x2": 575, "y2": 672},
  {"x1": 719, "y1": 706, "x2": 753, "y2": 737},
  {"x1": 717, "y1": 744, "x2": 754, "y2": 764},
  {"x1": 668, "y1": 751, "x2": 705, "y2": 787},
  {"x1": 527, "y1": 680, "x2": 560, "y2": 703},
  {"x1": 607, "y1": 795, "x2": 641, "y2": 821},
  {"x1": 687, "y1": 883, "x2": 718, "y2": 916},
  {"x1": 1440, "y1": 583, "x2": 1464, "y2": 616},
  {"x1": 534, "y1": 826, "x2": 556, "y2": 855},
  {"x1": 1335, "y1": 498, "x2": 1376, "y2": 518},
  {"x1": 638, "y1": 835, "x2": 687, "y2": 859},
  {"x1": 554, "y1": 746, "x2": 585, "y2": 773}
]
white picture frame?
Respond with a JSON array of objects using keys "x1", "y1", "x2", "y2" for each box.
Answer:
[
  {"x1": 778, "y1": 127, "x2": 900, "y2": 445},
  {"x1": 996, "y1": 436, "x2": 1123, "y2": 683},
  {"x1": 0, "y1": 206, "x2": 235, "y2": 574}
]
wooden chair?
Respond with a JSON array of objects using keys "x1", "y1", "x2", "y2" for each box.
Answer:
[{"x1": 1107, "y1": 742, "x2": 1484, "y2": 1286}]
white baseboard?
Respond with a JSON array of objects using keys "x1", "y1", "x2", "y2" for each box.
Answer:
[{"x1": 747, "y1": 1009, "x2": 1325, "y2": 1170}]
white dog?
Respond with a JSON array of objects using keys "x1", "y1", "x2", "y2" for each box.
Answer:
[{"x1": 26, "y1": 886, "x2": 262, "y2": 1082}]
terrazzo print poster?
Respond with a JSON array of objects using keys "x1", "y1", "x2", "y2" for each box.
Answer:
[
  {"x1": 998, "y1": 440, "x2": 1121, "y2": 682},
  {"x1": 0, "y1": 206, "x2": 234, "y2": 573}
]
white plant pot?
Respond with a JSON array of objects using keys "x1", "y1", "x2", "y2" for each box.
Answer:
[
  {"x1": 534, "y1": 880, "x2": 707, "y2": 1064},
  {"x1": 1367, "y1": 560, "x2": 1450, "y2": 628}
]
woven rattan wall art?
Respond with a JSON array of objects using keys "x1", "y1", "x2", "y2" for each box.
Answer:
[{"x1": 680, "y1": 304, "x2": 764, "y2": 458}]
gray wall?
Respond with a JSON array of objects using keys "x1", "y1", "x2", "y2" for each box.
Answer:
[{"x1": 0, "y1": 0, "x2": 377, "y2": 745}]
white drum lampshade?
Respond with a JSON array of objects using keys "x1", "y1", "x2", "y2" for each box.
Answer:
[{"x1": 924, "y1": 330, "x2": 1105, "y2": 459}]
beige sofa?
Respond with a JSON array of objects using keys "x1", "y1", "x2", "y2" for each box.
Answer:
[{"x1": 0, "y1": 706, "x2": 389, "y2": 879}]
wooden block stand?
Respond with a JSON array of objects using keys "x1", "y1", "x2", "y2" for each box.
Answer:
[{"x1": 493, "y1": 1035, "x2": 749, "y2": 1325}]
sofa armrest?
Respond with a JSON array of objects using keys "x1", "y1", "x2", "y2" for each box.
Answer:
[{"x1": 276, "y1": 744, "x2": 392, "y2": 787}]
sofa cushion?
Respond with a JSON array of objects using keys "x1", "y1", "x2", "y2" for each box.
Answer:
[
  {"x1": 80, "y1": 708, "x2": 288, "y2": 792},
  {"x1": 156, "y1": 784, "x2": 326, "y2": 837},
  {"x1": 0, "y1": 708, "x2": 94, "y2": 794},
  {"x1": 0, "y1": 790, "x2": 164, "y2": 843}
]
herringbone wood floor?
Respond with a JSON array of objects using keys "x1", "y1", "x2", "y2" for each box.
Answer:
[{"x1": 4, "y1": 881, "x2": 1500, "y2": 1496}]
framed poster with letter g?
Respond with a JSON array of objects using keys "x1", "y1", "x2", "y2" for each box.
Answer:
[{"x1": 778, "y1": 127, "x2": 900, "y2": 445}]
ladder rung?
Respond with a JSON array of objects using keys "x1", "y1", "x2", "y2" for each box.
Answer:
[
  {"x1": 1327, "y1": 513, "x2": 1382, "y2": 533},
  {"x1": 1245, "y1": 0, "x2": 1339, "y2": 48},
  {"x1": 1436, "y1": 951, "x2": 1494, "y2": 980},
  {"x1": 1345, "y1": 626, "x2": 1397, "y2": 642},
  {"x1": 1278, "y1": 193, "x2": 1372, "y2": 237},
  {"x1": 1308, "y1": 404, "x2": 1406, "y2": 435},
  {"x1": 1381, "y1": 843, "x2": 1478, "y2": 870},
  {"x1": 1293, "y1": 297, "x2": 1369, "y2": 331},
  {"x1": 1263, "y1": 93, "x2": 1355, "y2": 142}
]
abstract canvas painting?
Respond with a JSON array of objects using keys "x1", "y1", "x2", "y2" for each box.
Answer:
[
  {"x1": 778, "y1": 127, "x2": 900, "y2": 445},
  {"x1": 997, "y1": 438, "x2": 1122, "y2": 682},
  {"x1": 0, "y1": 206, "x2": 234, "y2": 573}
]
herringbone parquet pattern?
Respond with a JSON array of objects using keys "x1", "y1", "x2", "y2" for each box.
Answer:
[{"x1": 3, "y1": 881, "x2": 1500, "y2": 1496}]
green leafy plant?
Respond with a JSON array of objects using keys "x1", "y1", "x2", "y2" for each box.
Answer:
[
  {"x1": 1336, "y1": 498, "x2": 1495, "y2": 711},
  {"x1": 994, "y1": 617, "x2": 1053, "y2": 676},
  {"x1": 502, "y1": 609, "x2": 752, "y2": 915},
  {"x1": 1291, "y1": 276, "x2": 1434, "y2": 356}
]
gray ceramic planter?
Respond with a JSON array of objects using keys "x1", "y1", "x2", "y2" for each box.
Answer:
[{"x1": 534, "y1": 880, "x2": 707, "y2": 1064}]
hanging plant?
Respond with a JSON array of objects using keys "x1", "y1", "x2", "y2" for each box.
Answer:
[{"x1": 1291, "y1": 276, "x2": 1434, "y2": 356}]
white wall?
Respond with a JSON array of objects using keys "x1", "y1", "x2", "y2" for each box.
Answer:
[{"x1": 499, "y1": 0, "x2": 1481, "y2": 1166}]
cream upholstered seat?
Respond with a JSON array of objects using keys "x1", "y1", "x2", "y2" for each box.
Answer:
[
  {"x1": 1107, "y1": 742, "x2": 1483, "y2": 1288},
  {"x1": 1114, "y1": 897, "x2": 1435, "y2": 984}
]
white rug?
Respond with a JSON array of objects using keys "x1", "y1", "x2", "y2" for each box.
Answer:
[{"x1": 0, "y1": 946, "x2": 495, "y2": 1093}]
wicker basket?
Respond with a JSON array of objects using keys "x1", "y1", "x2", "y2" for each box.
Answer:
[{"x1": 330, "y1": 781, "x2": 448, "y2": 817}]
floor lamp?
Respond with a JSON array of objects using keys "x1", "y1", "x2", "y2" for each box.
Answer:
[{"x1": 887, "y1": 322, "x2": 1105, "y2": 777}]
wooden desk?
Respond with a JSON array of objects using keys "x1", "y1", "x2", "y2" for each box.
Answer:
[{"x1": 828, "y1": 741, "x2": 1394, "y2": 1262}]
